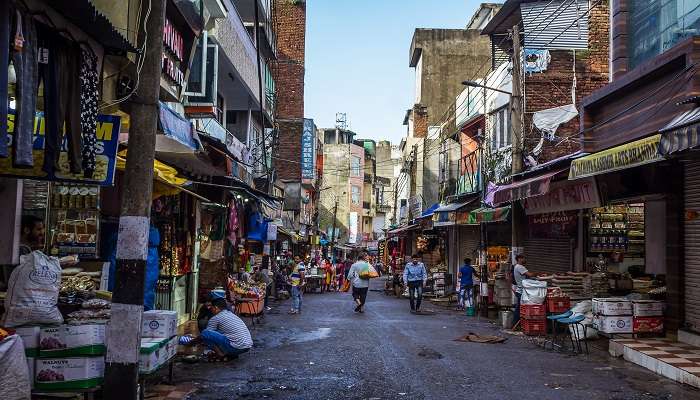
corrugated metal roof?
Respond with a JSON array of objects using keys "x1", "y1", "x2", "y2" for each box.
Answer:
[{"x1": 521, "y1": 0, "x2": 589, "y2": 50}]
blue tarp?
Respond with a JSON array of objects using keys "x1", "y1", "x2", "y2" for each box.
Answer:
[{"x1": 421, "y1": 203, "x2": 440, "y2": 217}]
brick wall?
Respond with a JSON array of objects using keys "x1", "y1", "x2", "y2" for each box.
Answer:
[
  {"x1": 274, "y1": 120, "x2": 303, "y2": 180},
  {"x1": 522, "y1": 1, "x2": 609, "y2": 163},
  {"x1": 413, "y1": 105, "x2": 428, "y2": 138},
  {"x1": 272, "y1": 0, "x2": 306, "y2": 120}
]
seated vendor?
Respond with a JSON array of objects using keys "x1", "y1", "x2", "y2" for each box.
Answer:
[{"x1": 190, "y1": 298, "x2": 253, "y2": 360}]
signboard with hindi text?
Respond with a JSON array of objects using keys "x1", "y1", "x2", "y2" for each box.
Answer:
[
  {"x1": 524, "y1": 177, "x2": 600, "y2": 215},
  {"x1": 0, "y1": 112, "x2": 121, "y2": 186}
]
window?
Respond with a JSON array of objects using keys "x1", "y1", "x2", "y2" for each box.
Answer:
[
  {"x1": 351, "y1": 186, "x2": 361, "y2": 204},
  {"x1": 629, "y1": 0, "x2": 700, "y2": 68},
  {"x1": 351, "y1": 156, "x2": 361, "y2": 176},
  {"x1": 491, "y1": 107, "x2": 511, "y2": 150}
]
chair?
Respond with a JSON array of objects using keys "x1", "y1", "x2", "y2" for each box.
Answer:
[
  {"x1": 545, "y1": 310, "x2": 572, "y2": 351},
  {"x1": 556, "y1": 314, "x2": 589, "y2": 354}
]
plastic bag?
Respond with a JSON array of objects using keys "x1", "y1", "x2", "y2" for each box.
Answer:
[
  {"x1": 2, "y1": 251, "x2": 63, "y2": 327},
  {"x1": 569, "y1": 300, "x2": 598, "y2": 340},
  {"x1": 359, "y1": 263, "x2": 379, "y2": 279},
  {"x1": 0, "y1": 335, "x2": 31, "y2": 400},
  {"x1": 521, "y1": 279, "x2": 547, "y2": 305}
]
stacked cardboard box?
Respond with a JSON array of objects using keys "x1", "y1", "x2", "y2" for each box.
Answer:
[
  {"x1": 632, "y1": 300, "x2": 664, "y2": 334},
  {"x1": 592, "y1": 298, "x2": 633, "y2": 334}
]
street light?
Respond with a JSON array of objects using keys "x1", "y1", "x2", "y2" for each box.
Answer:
[{"x1": 462, "y1": 80, "x2": 512, "y2": 95}]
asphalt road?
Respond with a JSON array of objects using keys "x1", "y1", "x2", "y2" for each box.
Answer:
[{"x1": 177, "y1": 278, "x2": 699, "y2": 400}]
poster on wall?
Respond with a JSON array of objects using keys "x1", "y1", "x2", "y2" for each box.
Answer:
[
  {"x1": 528, "y1": 210, "x2": 578, "y2": 239},
  {"x1": 348, "y1": 211, "x2": 358, "y2": 244},
  {"x1": 1, "y1": 112, "x2": 121, "y2": 186}
]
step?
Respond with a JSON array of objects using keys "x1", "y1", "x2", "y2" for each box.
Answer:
[{"x1": 610, "y1": 338, "x2": 700, "y2": 388}]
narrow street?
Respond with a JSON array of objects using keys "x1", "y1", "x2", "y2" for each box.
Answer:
[{"x1": 169, "y1": 279, "x2": 699, "y2": 400}]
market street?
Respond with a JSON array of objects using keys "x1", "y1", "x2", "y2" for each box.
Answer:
[{"x1": 168, "y1": 279, "x2": 699, "y2": 400}]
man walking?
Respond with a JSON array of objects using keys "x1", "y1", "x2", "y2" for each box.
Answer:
[
  {"x1": 403, "y1": 254, "x2": 427, "y2": 313},
  {"x1": 512, "y1": 254, "x2": 535, "y2": 325},
  {"x1": 458, "y1": 258, "x2": 475, "y2": 312},
  {"x1": 346, "y1": 252, "x2": 371, "y2": 313},
  {"x1": 289, "y1": 256, "x2": 306, "y2": 314}
]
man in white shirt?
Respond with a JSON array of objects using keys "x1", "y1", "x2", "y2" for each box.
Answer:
[
  {"x1": 346, "y1": 252, "x2": 372, "y2": 313},
  {"x1": 512, "y1": 254, "x2": 536, "y2": 325}
]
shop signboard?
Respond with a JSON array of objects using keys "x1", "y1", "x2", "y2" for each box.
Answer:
[
  {"x1": 301, "y1": 119, "x2": 316, "y2": 181},
  {"x1": 569, "y1": 134, "x2": 663, "y2": 180},
  {"x1": 408, "y1": 196, "x2": 422, "y2": 219},
  {"x1": 528, "y1": 210, "x2": 578, "y2": 239},
  {"x1": 1, "y1": 112, "x2": 121, "y2": 186},
  {"x1": 348, "y1": 212, "x2": 358, "y2": 244},
  {"x1": 266, "y1": 224, "x2": 278, "y2": 242},
  {"x1": 524, "y1": 177, "x2": 600, "y2": 215}
]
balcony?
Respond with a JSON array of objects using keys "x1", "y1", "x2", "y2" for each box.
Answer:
[
  {"x1": 377, "y1": 203, "x2": 392, "y2": 213},
  {"x1": 232, "y1": 0, "x2": 276, "y2": 59}
]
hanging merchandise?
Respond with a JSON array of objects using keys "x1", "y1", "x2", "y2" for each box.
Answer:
[
  {"x1": 247, "y1": 211, "x2": 268, "y2": 242},
  {"x1": 228, "y1": 200, "x2": 239, "y2": 245},
  {"x1": 79, "y1": 47, "x2": 99, "y2": 178}
]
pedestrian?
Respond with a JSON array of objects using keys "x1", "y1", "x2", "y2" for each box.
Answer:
[
  {"x1": 458, "y1": 258, "x2": 476, "y2": 312},
  {"x1": 335, "y1": 259, "x2": 345, "y2": 292},
  {"x1": 346, "y1": 252, "x2": 372, "y2": 313},
  {"x1": 288, "y1": 255, "x2": 306, "y2": 314},
  {"x1": 403, "y1": 254, "x2": 427, "y2": 313},
  {"x1": 322, "y1": 257, "x2": 334, "y2": 292},
  {"x1": 512, "y1": 254, "x2": 536, "y2": 326},
  {"x1": 185, "y1": 298, "x2": 252, "y2": 361}
]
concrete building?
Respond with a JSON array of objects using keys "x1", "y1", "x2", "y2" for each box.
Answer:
[
  {"x1": 398, "y1": 19, "x2": 493, "y2": 214},
  {"x1": 376, "y1": 141, "x2": 402, "y2": 227},
  {"x1": 318, "y1": 128, "x2": 365, "y2": 247}
]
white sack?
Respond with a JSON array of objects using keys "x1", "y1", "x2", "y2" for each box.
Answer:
[
  {"x1": 0, "y1": 335, "x2": 31, "y2": 400},
  {"x1": 521, "y1": 279, "x2": 547, "y2": 305},
  {"x1": 2, "y1": 251, "x2": 63, "y2": 327}
]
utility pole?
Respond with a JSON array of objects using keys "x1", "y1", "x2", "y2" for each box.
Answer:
[
  {"x1": 510, "y1": 25, "x2": 525, "y2": 255},
  {"x1": 330, "y1": 199, "x2": 338, "y2": 261},
  {"x1": 104, "y1": 0, "x2": 165, "y2": 398}
]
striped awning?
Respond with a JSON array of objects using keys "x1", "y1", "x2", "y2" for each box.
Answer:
[
  {"x1": 659, "y1": 107, "x2": 700, "y2": 155},
  {"x1": 456, "y1": 206, "x2": 511, "y2": 225}
]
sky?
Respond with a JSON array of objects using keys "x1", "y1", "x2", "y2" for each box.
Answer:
[{"x1": 305, "y1": 0, "x2": 482, "y2": 145}]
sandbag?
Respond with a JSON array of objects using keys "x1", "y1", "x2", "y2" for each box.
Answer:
[
  {"x1": 0, "y1": 335, "x2": 31, "y2": 400},
  {"x1": 521, "y1": 279, "x2": 547, "y2": 305},
  {"x1": 2, "y1": 251, "x2": 63, "y2": 327}
]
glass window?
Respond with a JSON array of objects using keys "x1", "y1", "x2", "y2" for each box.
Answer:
[
  {"x1": 351, "y1": 156, "x2": 361, "y2": 176},
  {"x1": 351, "y1": 186, "x2": 361, "y2": 204},
  {"x1": 629, "y1": 0, "x2": 700, "y2": 68}
]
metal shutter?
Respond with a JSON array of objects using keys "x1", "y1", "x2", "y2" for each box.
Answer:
[
  {"x1": 521, "y1": 0, "x2": 590, "y2": 50},
  {"x1": 684, "y1": 161, "x2": 700, "y2": 333},
  {"x1": 523, "y1": 237, "x2": 572, "y2": 274},
  {"x1": 459, "y1": 226, "x2": 480, "y2": 263}
]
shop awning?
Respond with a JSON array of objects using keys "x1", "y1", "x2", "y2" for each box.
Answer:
[
  {"x1": 569, "y1": 134, "x2": 663, "y2": 180},
  {"x1": 458, "y1": 206, "x2": 511, "y2": 225},
  {"x1": 433, "y1": 200, "x2": 473, "y2": 213},
  {"x1": 433, "y1": 198, "x2": 478, "y2": 227},
  {"x1": 116, "y1": 152, "x2": 209, "y2": 202},
  {"x1": 42, "y1": 0, "x2": 137, "y2": 52},
  {"x1": 492, "y1": 168, "x2": 566, "y2": 205},
  {"x1": 387, "y1": 223, "x2": 420, "y2": 235},
  {"x1": 659, "y1": 107, "x2": 700, "y2": 155},
  {"x1": 421, "y1": 203, "x2": 441, "y2": 217}
]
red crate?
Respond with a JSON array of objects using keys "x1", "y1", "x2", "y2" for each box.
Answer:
[
  {"x1": 521, "y1": 318, "x2": 547, "y2": 336},
  {"x1": 633, "y1": 316, "x2": 664, "y2": 333},
  {"x1": 520, "y1": 304, "x2": 546, "y2": 319},
  {"x1": 547, "y1": 297, "x2": 571, "y2": 314}
]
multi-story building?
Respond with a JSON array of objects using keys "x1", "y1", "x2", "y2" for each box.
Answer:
[
  {"x1": 318, "y1": 128, "x2": 365, "y2": 249},
  {"x1": 376, "y1": 141, "x2": 402, "y2": 227}
]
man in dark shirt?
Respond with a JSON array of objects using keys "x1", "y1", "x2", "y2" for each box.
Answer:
[{"x1": 458, "y1": 258, "x2": 475, "y2": 311}]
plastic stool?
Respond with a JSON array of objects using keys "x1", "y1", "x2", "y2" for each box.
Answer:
[
  {"x1": 557, "y1": 314, "x2": 587, "y2": 354},
  {"x1": 545, "y1": 310, "x2": 573, "y2": 351}
]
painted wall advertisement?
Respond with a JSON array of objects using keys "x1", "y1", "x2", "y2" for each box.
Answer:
[
  {"x1": 301, "y1": 118, "x2": 315, "y2": 180},
  {"x1": 528, "y1": 210, "x2": 578, "y2": 239},
  {"x1": 348, "y1": 211, "x2": 358, "y2": 244},
  {"x1": 1, "y1": 112, "x2": 121, "y2": 186}
]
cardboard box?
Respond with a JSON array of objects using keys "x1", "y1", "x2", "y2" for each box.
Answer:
[
  {"x1": 139, "y1": 338, "x2": 172, "y2": 374},
  {"x1": 593, "y1": 315, "x2": 634, "y2": 333},
  {"x1": 632, "y1": 300, "x2": 664, "y2": 317},
  {"x1": 165, "y1": 336, "x2": 178, "y2": 360},
  {"x1": 27, "y1": 357, "x2": 35, "y2": 389},
  {"x1": 141, "y1": 310, "x2": 178, "y2": 339},
  {"x1": 592, "y1": 298, "x2": 632, "y2": 316},
  {"x1": 35, "y1": 357, "x2": 104, "y2": 390},
  {"x1": 39, "y1": 324, "x2": 106, "y2": 357},
  {"x1": 16, "y1": 326, "x2": 41, "y2": 357},
  {"x1": 634, "y1": 316, "x2": 664, "y2": 333}
]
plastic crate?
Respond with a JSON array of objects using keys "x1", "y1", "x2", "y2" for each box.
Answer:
[
  {"x1": 521, "y1": 318, "x2": 547, "y2": 336},
  {"x1": 547, "y1": 297, "x2": 571, "y2": 314},
  {"x1": 520, "y1": 304, "x2": 546, "y2": 319}
]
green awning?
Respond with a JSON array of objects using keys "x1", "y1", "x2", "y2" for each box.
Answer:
[{"x1": 458, "y1": 206, "x2": 511, "y2": 224}]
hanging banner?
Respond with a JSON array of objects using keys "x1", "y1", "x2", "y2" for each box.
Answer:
[
  {"x1": 348, "y1": 211, "x2": 358, "y2": 244},
  {"x1": 569, "y1": 134, "x2": 663, "y2": 180},
  {"x1": 524, "y1": 177, "x2": 600, "y2": 215},
  {"x1": 301, "y1": 118, "x2": 315, "y2": 180},
  {"x1": 266, "y1": 224, "x2": 278, "y2": 242},
  {"x1": 1, "y1": 112, "x2": 121, "y2": 186}
]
